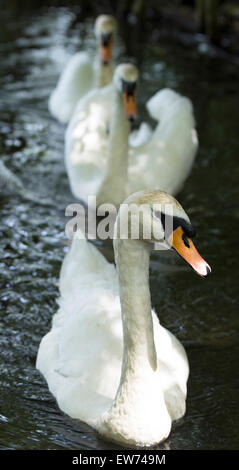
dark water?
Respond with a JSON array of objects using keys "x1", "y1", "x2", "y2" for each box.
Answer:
[{"x1": 0, "y1": 6, "x2": 238, "y2": 450}]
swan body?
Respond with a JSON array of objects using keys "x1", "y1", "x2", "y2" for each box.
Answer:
[
  {"x1": 36, "y1": 190, "x2": 211, "y2": 447},
  {"x1": 48, "y1": 15, "x2": 117, "y2": 124},
  {"x1": 65, "y1": 64, "x2": 198, "y2": 208}
]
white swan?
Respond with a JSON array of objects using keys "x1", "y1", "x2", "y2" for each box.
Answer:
[
  {"x1": 36, "y1": 189, "x2": 211, "y2": 447},
  {"x1": 48, "y1": 15, "x2": 117, "y2": 124},
  {"x1": 65, "y1": 63, "x2": 198, "y2": 209}
]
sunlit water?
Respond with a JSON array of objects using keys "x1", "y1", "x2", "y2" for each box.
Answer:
[{"x1": 0, "y1": 6, "x2": 238, "y2": 450}]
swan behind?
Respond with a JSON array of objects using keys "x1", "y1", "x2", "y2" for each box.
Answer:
[
  {"x1": 65, "y1": 64, "x2": 198, "y2": 208},
  {"x1": 48, "y1": 15, "x2": 117, "y2": 124}
]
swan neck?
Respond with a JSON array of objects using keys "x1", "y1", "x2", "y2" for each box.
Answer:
[
  {"x1": 114, "y1": 231, "x2": 157, "y2": 374},
  {"x1": 96, "y1": 57, "x2": 113, "y2": 88},
  {"x1": 108, "y1": 89, "x2": 130, "y2": 160},
  {"x1": 96, "y1": 89, "x2": 130, "y2": 207}
]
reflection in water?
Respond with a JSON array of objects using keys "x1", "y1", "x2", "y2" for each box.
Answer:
[{"x1": 0, "y1": 6, "x2": 239, "y2": 450}]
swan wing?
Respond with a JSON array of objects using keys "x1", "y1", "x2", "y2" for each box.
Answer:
[
  {"x1": 36, "y1": 232, "x2": 122, "y2": 422},
  {"x1": 59, "y1": 230, "x2": 117, "y2": 295},
  {"x1": 48, "y1": 52, "x2": 95, "y2": 124},
  {"x1": 152, "y1": 312, "x2": 189, "y2": 420},
  {"x1": 128, "y1": 88, "x2": 198, "y2": 195},
  {"x1": 129, "y1": 122, "x2": 153, "y2": 148}
]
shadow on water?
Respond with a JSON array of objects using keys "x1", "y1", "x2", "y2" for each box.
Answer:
[{"x1": 0, "y1": 4, "x2": 239, "y2": 450}]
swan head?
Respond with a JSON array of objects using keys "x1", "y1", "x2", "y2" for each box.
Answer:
[
  {"x1": 94, "y1": 15, "x2": 117, "y2": 66},
  {"x1": 117, "y1": 190, "x2": 211, "y2": 278},
  {"x1": 113, "y1": 63, "x2": 139, "y2": 122}
]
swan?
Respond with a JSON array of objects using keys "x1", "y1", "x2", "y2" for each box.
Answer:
[
  {"x1": 36, "y1": 189, "x2": 211, "y2": 447},
  {"x1": 65, "y1": 63, "x2": 198, "y2": 209},
  {"x1": 48, "y1": 15, "x2": 117, "y2": 124}
]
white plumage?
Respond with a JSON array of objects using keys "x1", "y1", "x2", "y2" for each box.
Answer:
[
  {"x1": 36, "y1": 190, "x2": 207, "y2": 447},
  {"x1": 48, "y1": 15, "x2": 117, "y2": 124},
  {"x1": 65, "y1": 64, "x2": 198, "y2": 208},
  {"x1": 49, "y1": 52, "x2": 95, "y2": 124}
]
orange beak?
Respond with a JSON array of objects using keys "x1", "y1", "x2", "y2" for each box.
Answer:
[
  {"x1": 168, "y1": 226, "x2": 211, "y2": 277},
  {"x1": 123, "y1": 90, "x2": 137, "y2": 121},
  {"x1": 100, "y1": 39, "x2": 113, "y2": 65}
]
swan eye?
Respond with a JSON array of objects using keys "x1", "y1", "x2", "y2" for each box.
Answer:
[{"x1": 182, "y1": 233, "x2": 190, "y2": 248}]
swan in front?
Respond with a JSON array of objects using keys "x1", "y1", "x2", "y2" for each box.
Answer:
[
  {"x1": 36, "y1": 189, "x2": 211, "y2": 447},
  {"x1": 65, "y1": 63, "x2": 198, "y2": 208},
  {"x1": 48, "y1": 15, "x2": 117, "y2": 124}
]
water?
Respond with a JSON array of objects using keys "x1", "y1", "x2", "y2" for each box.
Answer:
[{"x1": 0, "y1": 6, "x2": 238, "y2": 450}]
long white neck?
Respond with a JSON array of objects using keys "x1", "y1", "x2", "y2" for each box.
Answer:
[
  {"x1": 97, "y1": 214, "x2": 172, "y2": 445},
  {"x1": 114, "y1": 235, "x2": 157, "y2": 377},
  {"x1": 96, "y1": 88, "x2": 130, "y2": 208},
  {"x1": 95, "y1": 57, "x2": 113, "y2": 88}
]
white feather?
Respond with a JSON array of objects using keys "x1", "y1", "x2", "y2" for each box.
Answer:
[
  {"x1": 36, "y1": 189, "x2": 190, "y2": 447},
  {"x1": 48, "y1": 15, "x2": 117, "y2": 124},
  {"x1": 65, "y1": 76, "x2": 198, "y2": 207},
  {"x1": 48, "y1": 52, "x2": 95, "y2": 124}
]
